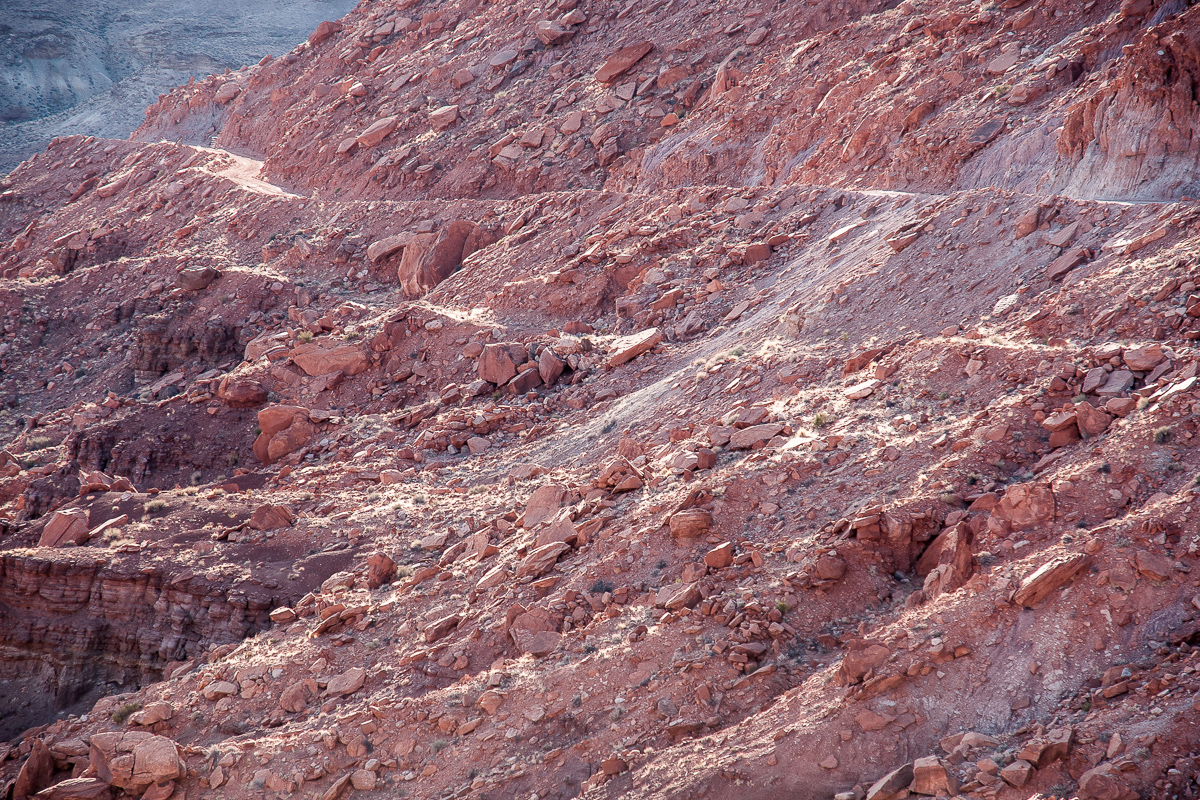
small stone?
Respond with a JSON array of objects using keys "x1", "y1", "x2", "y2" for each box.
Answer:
[
  {"x1": 1078, "y1": 763, "x2": 1137, "y2": 800},
  {"x1": 1122, "y1": 344, "x2": 1164, "y2": 371},
  {"x1": 356, "y1": 116, "x2": 398, "y2": 148},
  {"x1": 1096, "y1": 370, "x2": 1134, "y2": 397},
  {"x1": 911, "y1": 755, "x2": 957, "y2": 795},
  {"x1": 561, "y1": 111, "x2": 584, "y2": 134},
  {"x1": 324, "y1": 667, "x2": 366, "y2": 697},
  {"x1": 1134, "y1": 550, "x2": 1173, "y2": 581},
  {"x1": 351, "y1": 769, "x2": 377, "y2": 791},
  {"x1": 669, "y1": 510, "x2": 712, "y2": 539},
  {"x1": 999, "y1": 759, "x2": 1033, "y2": 788},
  {"x1": 844, "y1": 379, "x2": 880, "y2": 400},
  {"x1": 1105, "y1": 397, "x2": 1138, "y2": 417},
  {"x1": 429, "y1": 105, "x2": 460, "y2": 130},
  {"x1": 704, "y1": 542, "x2": 733, "y2": 568},
  {"x1": 601, "y1": 756, "x2": 628, "y2": 776},
  {"x1": 367, "y1": 552, "x2": 397, "y2": 588},
  {"x1": 308, "y1": 20, "x2": 343, "y2": 46},
  {"x1": 1075, "y1": 402, "x2": 1112, "y2": 438},
  {"x1": 128, "y1": 702, "x2": 175, "y2": 727},
  {"x1": 595, "y1": 42, "x2": 654, "y2": 83},
  {"x1": 1013, "y1": 554, "x2": 1090, "y2": 607},
  {"x1": 866, "y1": 763, "x2": 914, "y2": 800},
  {"x1": 728, "y1": 423, "x2": 784, "y2": 450},
  {"x1": 606, "y1": 327, "x2": 662, "y2": 368}
]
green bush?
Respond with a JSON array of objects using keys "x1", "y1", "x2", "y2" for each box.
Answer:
[{"x1": 111, "y1": 702, "x2": 141, "y2": 724}]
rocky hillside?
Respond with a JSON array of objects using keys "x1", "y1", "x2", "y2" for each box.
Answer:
[{"x1": 1, "y1": 0, "x2": 1199, "y2": 799}]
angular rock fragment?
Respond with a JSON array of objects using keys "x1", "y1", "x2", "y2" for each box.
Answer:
[
  {"x1": 596, "y1": 42, "x2": 653, "y2": 83},
  {"x1": 1013, "y1": 554, "x2": 1090, "y2": 607}
]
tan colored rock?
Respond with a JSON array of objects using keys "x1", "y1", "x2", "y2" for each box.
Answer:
[
  {"x1": 177, "y1": 266, "x2": 220, "y2": 290},
  {"x1": 308, "y1": 20, "x2": 343, "y2": 46},
  {"x1": 991, "y1": 482, "x2": 1054, "y2": 531},
  {"x1": 217, "y1": 376, "x2": 267, "y2": 408},
  {"x1": 367, "y1": 232, "x2": 414, "y2": 263},
  {"x1": 1134, "y1": 549, "x2": 1173, "y2": 581},
  {"x1": 595, "y1": 41, "x2": 653, "y2": 83},
  {"x1": 669, "y1": 509, "x2": 712, "y2": 539},
  {"x1": 325, "y1": 667, "x2": 366, "y2": 697},
  {"x1": 534, "y1": 510, "x2": 578, "y2": 548},
  {"x1": 399, "y1": 219, "x2": 476, "y2": 298},
  {"x1": 478, "y1": 690, "x2": 504, "y2": 714},
  {"x1": 1046, "y1": 246, "x2": 1090, "y2": 280},
  {"x1": 1013, "y1": 554, "x2": 1090, "y2": 607},
  {"x1": 524, "y1": 484, "x2": 567, "y2": 527},
  {"x1": 379, "y1": 469, "x2": 404, "y2": 485},
  {"x1": 278, "y1": 676, "x2": 319, "y2": 714},
  {"x1": 1105, "y1": 397, "x2": 1138, "y2": 417},
  {"x1": 255, "y1": 414, "x2": 317, "y2": 464},
  {"x1": 1041, "y1": 410, "x2": 1078, "y2": 432},
  {"x1": 662, "y1": 582, "x2": 702, "y2": 611},
  {"x1": 513, "y1": 627, "x2": 560, "y2": 656},
  {"x1": 38, "y1": 509, "x2": 90, "y2": 547},
  {"x1": 534, "y1": 20, "x2": 574, "y2": 45},
  {"x1": 13, "y1": 739, "x2": 53, "y2": 800},
  {"x1": 538, "y1": 348, "x2": 565, "y2": 385},
  {"x1": 518, "y1": 541, "x2": 571, "y2": 579},
  {"x1": 987, "y1": 51, "x2": 1020, "y2": 74},
  {"x1": 425, "y1": 613, "x2": 461, "y2": 643},
  {"x1": 843, "y1": 378, "x2": 881, "y2": 399},
  {"x1": 814, "y1": 554, "x2": 846, "y2": 583},
  {"x1": 248, "y1": 503, "x2": 295, "y2": 531},
  {"x1": 999, "y1": 759, "x2": 1034, "y2": 787},
  {"x1": 1078, "y1": 763, "x2": 1138, "y2": 800},
  {"x1": 479, "y1": 342, "x2": 527, "y2": 385},
  {"x1": 367, "y1": 551, "x2": 397, "y2": 588},
  {"x1": 488, "y1": 49, "x2": 519, "y2": 69},
  {"x1": 129, "y1": 736, "x2": 184, "y2": 790},
  {"x1": 357, "y1": 116, "x2": 397, "y2": 148},
  {"x1": 1096, "y1": 369, "x2": 1134, "y2": 397},
  {"x1": 606, "y1": 327, "x2": 662, "y2": 368},
  {"x1": 430, "y1": 104, "x2": 460, "y2": 130},
  {"x1": 202, "y1": 680, "x2": 238, "y2": 700},
  {"x1": 922, "y1": 523, "x2": 973, "y2": 597},
  {"x1": 1018, "y1": 727, "x2": 1073, "y2": 768},
  {"x1": 838, "y1": 639, "x2": 890, "y2": 684},
  {"x1": 351, "y1": 769, "x2": 377, "y2": 791},
  {"x1": 477, "y1": 564, "x2": 508, "y2": 590},
  {"x1": 704, "y1": 541, "x2": 733, "y2": 568},
  {"x1": 1122, "y1": 343, "x2": 1164, "y2": 371},
  {"x1": 127, "y1": 701, "x2": 174, "y2": 726},
  {"x1": 321, "y1": 774, "x2": 353, "y2": 800},
  {"x1": 866, "y1": 763, "x2": 914, "y2": 800},
  {"x1": 1075, "y1": 402, "x2": 1113, "y2": 438},
  {"x1": 728, "y1": 423, "x2": 784, "y2": 450},
  {"x1": 911, "y1": 756, "x2": 956, "y2": 795},
  {"x1": 29, "y1": 777, "x2": 112, "y2": 799},
  {"x1": 289, "y1": 341, "x2": 368, "y2": 377},
  {"x1": 561, "y1": 111, "x2": 584, "y2": 134}
]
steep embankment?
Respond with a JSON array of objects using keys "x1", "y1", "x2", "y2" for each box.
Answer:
[{"x1": 0, "y1": 1, "x2": 1199, "y2": 799}]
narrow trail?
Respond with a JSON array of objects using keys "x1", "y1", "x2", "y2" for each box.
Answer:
[{"x1": 197, "y1": 146, "x2": 302, "y2": 198}]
